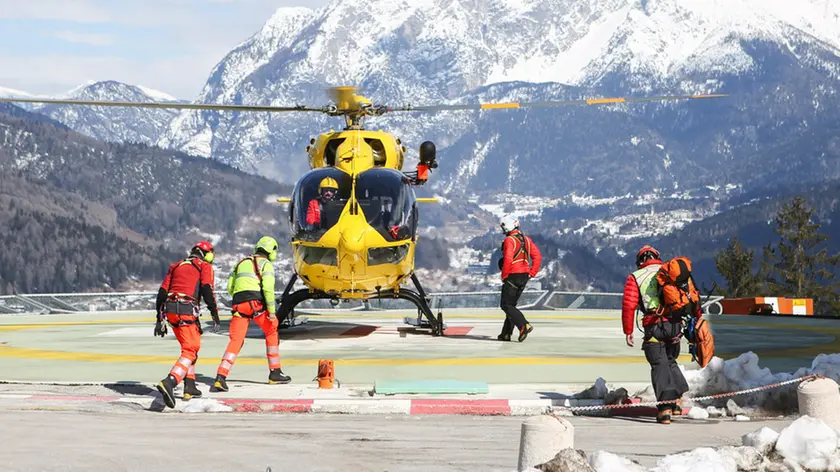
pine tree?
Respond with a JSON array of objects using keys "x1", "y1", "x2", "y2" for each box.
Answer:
[
  {"x1": 715, "y1": 236, "x2": 762, "y2": 298},
  {"x1": 761, "y1": 196, "x2": 840, "y2": 314}
]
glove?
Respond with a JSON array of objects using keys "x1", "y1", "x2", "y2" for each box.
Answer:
[
  {"x1": 154, "y1": 314, "x2": 167, "y2": 338},
  {"x1": 211, "y1": 311, "x2": 220, "y2": 334},
  {"x1": 196, "y1": 320, "x2": 204, "y2": 335}
]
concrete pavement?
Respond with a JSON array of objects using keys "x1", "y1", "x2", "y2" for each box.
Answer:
[
  {"x1": 0, "y1": 409, "x2": 796, "y2": 471},
  {"x1": 1, "y1": 309, "x2": 835, "y2": 388}
]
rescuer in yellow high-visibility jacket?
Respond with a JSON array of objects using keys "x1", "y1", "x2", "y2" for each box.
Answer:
[{"x1": 210, "y1": 236, "x2": 291, "y2": 392}]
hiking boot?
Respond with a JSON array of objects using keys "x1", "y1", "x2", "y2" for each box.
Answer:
[
  {"x1": 183, "y1": 378, "x2": 202, "y2": 400},
  {"x1": 156, "y1": 375, "x2": 177, "y2": 409},
  {"x1": 209, "y1": 375, "x2": 228, "y2": 393},
  {"x1": 268, "y1": 368, "x2": 291, "y2": 384},
  {"x1": 672, "y1": 400, "x2": 683, "y2": 416},
  {"x1": 657, "y1": 409, "x2": 672, "y2": 424},
  {"x1": 518, "y1": 323, "x2": 533, "y2": 342}
]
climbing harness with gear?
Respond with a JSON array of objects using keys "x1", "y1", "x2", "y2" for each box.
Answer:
[
  {"x1": 231, "y1": 255, "x2": 269, "y2": 319},
  {"x1": 163, "y1": 257, "x2": 203, "y2": 327}
]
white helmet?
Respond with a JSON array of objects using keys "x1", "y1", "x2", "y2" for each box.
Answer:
[{"x1": 500, "y1": 214, "x2": 519, "y2": 234}]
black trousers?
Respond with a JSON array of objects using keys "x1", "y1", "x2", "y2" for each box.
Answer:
[
  {"x1": 642, "y1": 319, "x2": 690, "y2": 412},
  {"x1": 500, "y1": 273, "x2": 529, "y2": 335}
]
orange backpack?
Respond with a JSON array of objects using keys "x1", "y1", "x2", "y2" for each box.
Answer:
[
  {"x1": 686, "y1": 317, "x2": 715, "y2": 368},
  {"x1": 655, "y1": 256, "x2": 701, "y2": 317}
]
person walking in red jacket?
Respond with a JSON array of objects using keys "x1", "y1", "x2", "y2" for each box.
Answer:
[
  {"x1": 154, "y1": 241, "x2": 220, "y2": 409},
  {"x1": 498, "y1": 215, "x2": 542, "y2": 342},
  {"x1": 621, "y1": 244, "x2": 688, "y2": 424}
]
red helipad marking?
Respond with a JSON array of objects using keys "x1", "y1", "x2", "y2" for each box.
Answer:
[
  {"x1": 340, "y1": 326, "x2": 379, "y2": 337},
  {"x1": 410, "y1": 399, "x2": 511, "y2": 416},
  {"x1": 442, "y1": 326, "x2": 473, "y2": 336},
  {"x1": 218, "y1": 399, "x2": 314, "y2": 413}
]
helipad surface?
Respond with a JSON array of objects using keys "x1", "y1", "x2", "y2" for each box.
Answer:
[{"x1": 0, "y1": 309, "x2": 836, "y2": 386}]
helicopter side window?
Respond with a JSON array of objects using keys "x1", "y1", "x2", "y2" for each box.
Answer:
[
  {"x1": 292, "y1": 168, "x2": 351, "y2": 242},
  {"x1": 355, "y1": 168, "x2": 417, "y2": 242},
  {"x1": 364, "y1": 138, "x2": 387, "y2": 167},
  {"x1": 325, "y1": 138, "x2": 345, "y2": 167}
]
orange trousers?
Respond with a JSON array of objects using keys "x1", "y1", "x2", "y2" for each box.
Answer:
[
  {"x1": 216, "y1": 301, "x2": 281, "y2": 378},
  {"x1": 165, "y1": 313, "x2": 200, "y2": 385}
]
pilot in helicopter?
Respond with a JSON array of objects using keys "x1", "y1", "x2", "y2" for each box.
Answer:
[{"x1": 306, "y1": 177, "x2": 339, "y2": 228}]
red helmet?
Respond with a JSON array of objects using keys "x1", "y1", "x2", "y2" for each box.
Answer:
[
  {"x1": 192, "y1": 241, "x2": 215, "y2": 263},
  {"x1": 636, "y1": 245, "x2": 659, "y2": 267}
]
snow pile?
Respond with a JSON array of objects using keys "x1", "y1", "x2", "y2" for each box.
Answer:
[
  {"x1": 649, "y1": 447, "x2": 738, "y2": 472},
  {"x1": 742, "y1": 427, "x2": 780, "y2": 455},
  {"x1": 686, "y1": 407, "x2": 709, "y2": 420},
  {"x1": 583, "y1": 417, "x2": 840, "y2": 471},
  {"x1": 589, "y1": 451, "x2": 648, "y2": 472},
  {"x1": 774, "y1": 416, "x2": 840, "y2": 470},
  {"x1": 681, "y1": 352, "x2": 840, "y2": 413}
]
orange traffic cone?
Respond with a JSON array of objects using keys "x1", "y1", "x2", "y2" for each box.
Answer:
[{"x1": 317, "y1": 359, "x2": 335, "y2": 389}]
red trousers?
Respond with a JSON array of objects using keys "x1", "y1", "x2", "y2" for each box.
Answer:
[
  {"x1": 165, "y1": 313, "x2": 200, "y2": 385},
  {"x1": 216, "y1": 301, "x2": 281, "y2": 377}
]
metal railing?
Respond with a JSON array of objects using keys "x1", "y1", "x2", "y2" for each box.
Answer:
[{"x1": 0, "y1": 290, "x2": 724, "y2": 315}]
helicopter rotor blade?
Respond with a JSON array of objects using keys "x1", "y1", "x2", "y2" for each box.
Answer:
[
  {"x1": 0, "y1": 96, "x2": 329, "y2": 113},
  {"x1": 387, "y1": 93, "x2": 728, "y2": 112}
]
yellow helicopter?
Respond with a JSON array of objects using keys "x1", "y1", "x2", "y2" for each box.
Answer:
[{"x1": 0, "y1": 86, "x2": 727, "y2": 336}]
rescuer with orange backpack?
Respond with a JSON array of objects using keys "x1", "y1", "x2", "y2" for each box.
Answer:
[
  {"x1": 154, "y1": 241, "x2": 220, "y2": 409},
  {"x1": 497, "y1": 215, "x2": 542, "y2": 342},
  {"x1": 621, "y1": 245, "x2": 691, "y2": 424}
]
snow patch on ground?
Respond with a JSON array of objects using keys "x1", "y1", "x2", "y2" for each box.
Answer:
[
  {"x1": 743, "y1": 427, "x2": 780, "y2": 455},
  {"x1": 181, "y1": 399, "x2": 234, "y2": 413},
  {"x1": 681, "y1": 352, "x2": 840, "y2": 413},
  {"x1": 775, "y1": 416, "x2": 840, "y2": 470},
  {"x1": 686, "y1": 406, "x2": 709, "y2": 420},
  {"x1": 650, "y1": 447, "x2": 737, "y2": 472},
  {"x1": 582, "y1": 417, "x2": 840, "y2": 472},
  {"x1": 590, "y1": 451, "x2": 648, "y2": 472}
]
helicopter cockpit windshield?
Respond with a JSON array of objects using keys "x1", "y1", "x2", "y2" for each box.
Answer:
[
  {"x1": 355, "y1": 168, "x2": 418, "y2": 242},
  {"x1": 291, "y1": 168, "x2": 352, "y2": 242}
]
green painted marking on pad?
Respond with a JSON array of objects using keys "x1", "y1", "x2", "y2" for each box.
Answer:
[{"x1": 374, "y1": 379, "x2": 489, "y2": 395}]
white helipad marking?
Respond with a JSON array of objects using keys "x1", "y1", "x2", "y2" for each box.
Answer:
[
  {"x1": 311, "y1": 399, "x2": 411, "y2": 415},
  {"x1": 93, "y1": 327, "x2": 173, "y2": 337}
]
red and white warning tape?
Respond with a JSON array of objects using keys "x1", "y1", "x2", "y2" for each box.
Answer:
[{"x1": 550, "y1": 374, "x2": 824, "y2": 413}]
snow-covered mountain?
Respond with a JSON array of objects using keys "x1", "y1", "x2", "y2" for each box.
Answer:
[
  {"x1": 152, "y1": 0, "x2": 840, "y2": 204},
  {"x1": 32, "y1": 81, "x2": 181, "y2": 146}
]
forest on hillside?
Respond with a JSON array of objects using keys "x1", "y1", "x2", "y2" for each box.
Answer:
[{"x1": 0, "y1": 104, "x2": 292, "y2": 294}]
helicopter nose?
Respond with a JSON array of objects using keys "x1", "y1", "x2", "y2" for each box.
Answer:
[{"x1": 340, "y1": 226, "x2": 365, "y2": 255}]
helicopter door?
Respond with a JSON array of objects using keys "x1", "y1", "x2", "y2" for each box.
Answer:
[{"x1": 355, "y1": 168, "x2": 417, "y2": 242}]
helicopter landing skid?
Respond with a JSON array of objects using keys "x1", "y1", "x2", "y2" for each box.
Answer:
[
  {"x1": 275, "y1": 273, "x2": 445, "y2": 336},
  {"x1": 279, "y1": 312, "x2": 309, "y2": 329},
  {"x1": 369, "y1": 287, "x2": 446, "y2": 337}
]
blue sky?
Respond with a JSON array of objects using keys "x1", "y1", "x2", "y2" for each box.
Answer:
[{"x1": 0, "y1": 0, "x2": 330, "y2": 99}]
